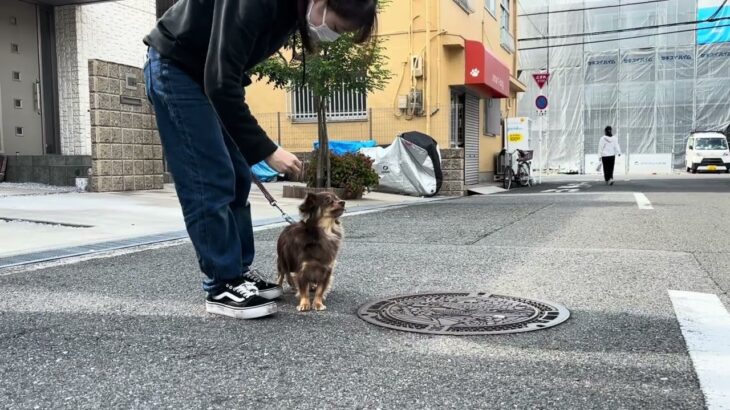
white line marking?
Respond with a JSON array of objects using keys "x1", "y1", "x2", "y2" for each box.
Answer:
[
  {"x1": 668, "y1": 290, "x2": 730, "y2": 410},
  {"x1": 634, "y1": 193, "x2": 653, "y2": 210},
  {"x1": 497, "y1": 192, "x2": 630, "y2": 197}
]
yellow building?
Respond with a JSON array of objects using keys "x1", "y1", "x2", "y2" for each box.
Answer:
[{"x1": 246, "y1": 0, "x2": 526, "y2": 192}]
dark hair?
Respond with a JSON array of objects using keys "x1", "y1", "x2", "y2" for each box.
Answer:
[
  {"x1": 297, "y1": 0, "x2": 378, "y2": 52},
  {"x1": 605, "y1": 126, "x2": 613, "y2": 137}
]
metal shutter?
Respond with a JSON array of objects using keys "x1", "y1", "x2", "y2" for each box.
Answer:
[{"x1": 464, "y1": 94, "x2": 480, "y2": 185}]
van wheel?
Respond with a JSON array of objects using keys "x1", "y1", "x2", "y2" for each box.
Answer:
[{"x1": 691, "y1": 166, "x2": 698, "y2": 174}]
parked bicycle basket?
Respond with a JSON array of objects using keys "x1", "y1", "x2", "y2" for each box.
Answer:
[{"x1": 518, "y1": 150, "x2": 534, "y2": 162}]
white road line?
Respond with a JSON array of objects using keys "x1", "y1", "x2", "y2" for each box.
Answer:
[
  {"x1": 668, "y1": 290, "x2": 730, "y2": 410},
  {"x1": 634, "y1": 192, "x2": 654, "y2": 210},
  {"x1": 496, "y1": 192, "x2": 630, "y2": 197}
]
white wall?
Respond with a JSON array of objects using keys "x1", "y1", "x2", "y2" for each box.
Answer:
[{"x1": 56, "y1": 0, "x2": 156, "y2": 155}]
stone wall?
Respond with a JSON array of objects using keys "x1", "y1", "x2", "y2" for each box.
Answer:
[
  {"x1": 88, "y1": 59, "x2": 163, "y2": 192},
  {"x1": 439, "y1": 149, "x2": 465, "y2": 197},
  {"x1": 5, "y1": 155, "x2": 91, "y2": 186}
]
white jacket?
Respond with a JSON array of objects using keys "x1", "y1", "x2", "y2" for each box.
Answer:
[{"x1": 598, "y1": 135, "x2": 621, "y2": 157}]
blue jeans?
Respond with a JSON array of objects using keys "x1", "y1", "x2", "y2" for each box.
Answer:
[{"x1": 144, "y1": 48, "x2": 254, "y2": 292}]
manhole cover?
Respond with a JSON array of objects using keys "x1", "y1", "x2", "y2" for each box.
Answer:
[{"x1": 357, "y1": 293, "x2": 570, "y2": 335}]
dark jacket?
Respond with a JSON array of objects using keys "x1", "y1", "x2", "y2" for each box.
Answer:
[{"x1": 144, "y1": 0, "x2": 298, "y2": 165}]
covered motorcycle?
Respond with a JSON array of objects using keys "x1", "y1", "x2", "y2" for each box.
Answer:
[{"x1": 359, "y1": 131, "x2": 443, "y2": 197}]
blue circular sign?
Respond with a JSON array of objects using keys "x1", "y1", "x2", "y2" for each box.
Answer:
[{"x1": 535, "y1": 95, "x2": 548, "y2": 110}]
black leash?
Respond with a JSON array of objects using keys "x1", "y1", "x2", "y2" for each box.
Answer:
[{"x1": 252, "y1": 177, "x2": 297, "y2": 225}]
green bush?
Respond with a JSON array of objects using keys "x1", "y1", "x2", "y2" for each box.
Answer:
[{"x1": 307, "y1": 151, "x2": 379, "y2": 199}]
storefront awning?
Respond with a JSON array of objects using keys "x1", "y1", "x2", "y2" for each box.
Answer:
[{"x1": 464, "y1": 40, "x2": 510, "y2": 99}]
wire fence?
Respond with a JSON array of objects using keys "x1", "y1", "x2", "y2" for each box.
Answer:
[{"x1": 254, "y1": 107, "x2": 451, "y2": 153}]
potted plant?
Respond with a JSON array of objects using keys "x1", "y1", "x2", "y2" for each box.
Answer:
[
  {"x1": 283, "y1": 150, "x2": 379, "y2": 200},
  {"x1": 311, "y1": 151, "x2": 379, "y2": 199}
]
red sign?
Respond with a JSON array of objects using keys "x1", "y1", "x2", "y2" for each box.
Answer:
[
  {"x1": 464, "y1": 40, "x2": 510, "y2": 98},
  {"x1": 532, "y1": 72, "x2": 550, "y2": 89}
]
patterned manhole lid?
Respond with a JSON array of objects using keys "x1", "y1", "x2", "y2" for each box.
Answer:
[{"x1": 357, "y1": 293, "x2": 570, "y2": 335}]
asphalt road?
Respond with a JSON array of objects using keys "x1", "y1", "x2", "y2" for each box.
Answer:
[{"x1": 1, "y1": 175, "x2": 728, "y2": 409}]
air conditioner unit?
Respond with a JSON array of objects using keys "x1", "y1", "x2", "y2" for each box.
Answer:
[{"x1": 410, "y1": 55, "x2": 424, "y2": 78}]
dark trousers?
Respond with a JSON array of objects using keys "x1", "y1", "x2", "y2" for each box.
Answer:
[
  {"x1": 144, "y1": 48, "x2": 254, "y2": 292},
  {"x1": 601, "y1": 156, "x2": 616, "y2": 181}
]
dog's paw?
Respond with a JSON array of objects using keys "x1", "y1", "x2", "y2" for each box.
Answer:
[
  {"x1": 314, "y1": 302, "x2": 327, "y2": 311},
  {"x1": 297, "y1": 301, "x2": 311, "y2": 312}
]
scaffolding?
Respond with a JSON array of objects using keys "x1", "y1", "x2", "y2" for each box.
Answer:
[{"x1": 517, "y1": 0, "x2": 730, "y2": 172}]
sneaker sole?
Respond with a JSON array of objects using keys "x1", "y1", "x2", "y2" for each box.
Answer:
[
  {"x1": 205, "y1": 300, "x2": 277, "y2": 319},
  {"x1": 258, "y1": 287, "x2": 283, "y2": 300}
]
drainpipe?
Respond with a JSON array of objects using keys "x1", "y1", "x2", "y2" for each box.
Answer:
[
  {"x1": 409, "y1": 1, "x2": 415, "y2": 90},
  {"x1": 426, "y1": 0, "x2": 431, "y2": 137},
  {"x1": 435, "y1": 1, "x2": 441, "y2": 119}
]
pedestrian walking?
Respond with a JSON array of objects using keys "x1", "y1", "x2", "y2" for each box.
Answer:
[
  {"x1": 142, "y1": 0, "x2": 378, "y2": 319},
  {"x1": 598, "y1": 126, "x2": 622, "y2": 185}
]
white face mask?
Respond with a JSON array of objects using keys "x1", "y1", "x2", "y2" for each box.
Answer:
[{"x1": 307, "y1": 1, "x2": 342, "y2": 43}]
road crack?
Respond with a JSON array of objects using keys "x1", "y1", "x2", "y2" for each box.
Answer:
[
  {"x1": 468, "y1": 203, "x2": 555, "y2": 245},
  {"x1": 690, "y1": 252, "x2": 729, "y2": 296}
]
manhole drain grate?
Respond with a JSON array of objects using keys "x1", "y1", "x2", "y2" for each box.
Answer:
[{"x1": 357, "y1": 293, "x2": 570, "y2": 335}]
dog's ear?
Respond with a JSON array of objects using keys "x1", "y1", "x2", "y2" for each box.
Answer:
[{"x1": 299, "y1": 193, "x2": 318, "y2": 217}]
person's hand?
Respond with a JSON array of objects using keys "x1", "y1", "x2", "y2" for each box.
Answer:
[{"x1": 266, "y1": 147, "x2": 302, "y2": 176}]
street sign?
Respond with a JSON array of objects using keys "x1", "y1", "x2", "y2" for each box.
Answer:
[
  {"x1": 535, "y1": 95, "x2": 548, "y2": 110},
  {"x1": 532, "y1": 72, "x2": 550, "y2": 89}
]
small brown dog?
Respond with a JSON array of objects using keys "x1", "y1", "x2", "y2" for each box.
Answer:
[{"x1": 276, "y1": 192, "x2": 345, "y2": 312}]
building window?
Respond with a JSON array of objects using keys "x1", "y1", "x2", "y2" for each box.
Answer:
[
  {"x1": 484, "y1": 98, "x2": 501, "y2": 136},
  {"x1": 485, "y1": 0, "x2": 496, "y2": 17},
  {"x1": 453, "y1": 0, "x2": 474, "y2": 14},
  {"x1": 500, "y1": 0, "x2": 515, "y2": 53},
  {"x1": 501, "y1": 0, "x2": 510, "y2": 31},
  {"x1": 290, "y1": 84, "x2": 367, "y2": 123}
]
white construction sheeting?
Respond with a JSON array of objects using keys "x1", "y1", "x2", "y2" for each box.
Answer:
[{"x1": 518, "y1": 0, "x2": 730, "y2": 173}]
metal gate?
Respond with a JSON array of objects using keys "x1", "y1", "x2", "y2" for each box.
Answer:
[{"x1": 464, "y1": 94, "x2": 480, "y2": 185}]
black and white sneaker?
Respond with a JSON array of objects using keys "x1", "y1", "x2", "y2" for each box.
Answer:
[
  {"x1": 206, "y1": 280, "x2": 277, "y2": 319},
  {"x1": 242, "y1": 270, "x2": 283, "y2": 300}
]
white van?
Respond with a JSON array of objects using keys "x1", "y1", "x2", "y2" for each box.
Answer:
[{"x1": 685, "y1": 132, "x2": 730, "y2": 173}]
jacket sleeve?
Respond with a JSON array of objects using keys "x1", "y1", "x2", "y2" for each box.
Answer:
[
  {"x1": 615, "y1": 138, "x2": 622, "y2": 156},
  {"x1": 204, "y1": 0, "x2": 279, "y2": 166}
]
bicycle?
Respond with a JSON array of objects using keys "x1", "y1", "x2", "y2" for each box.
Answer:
[{"x1": 502, "y1": 149, "x2": 533, "y2": 191}]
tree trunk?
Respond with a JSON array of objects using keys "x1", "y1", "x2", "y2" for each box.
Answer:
[
  {"x1": 323, "y1": 100, "x2": 331, "y2": 188},
  {"x1": 315, "y1": 96, "x2": 330, "y2": 188}
]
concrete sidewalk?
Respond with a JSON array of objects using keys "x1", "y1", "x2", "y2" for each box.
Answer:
[{"x1": 0, "y1": 182, "x2": 431, "y2": 259}]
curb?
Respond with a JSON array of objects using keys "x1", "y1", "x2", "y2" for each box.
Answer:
[{"x1": 0, "y1": 196, "x2": 456, "y2": 271}]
